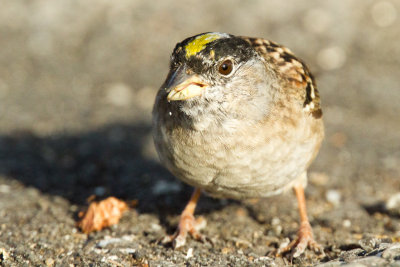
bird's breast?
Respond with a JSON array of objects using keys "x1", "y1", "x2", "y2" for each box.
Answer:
[{"x1": 154, "y1": 112, "x2": 323, "y2": 199}]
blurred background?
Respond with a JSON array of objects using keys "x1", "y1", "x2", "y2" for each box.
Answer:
[
  {"x1": 0, "y1": 0, "x2": 399, "y2": 265},
  {"x1": 1, "y1": 0, "x2": 399, "y2": 133}
]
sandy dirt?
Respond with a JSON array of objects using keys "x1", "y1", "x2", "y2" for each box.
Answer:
[{"x1": 0, "y1": 1, "x2": 399, "y2": 266}]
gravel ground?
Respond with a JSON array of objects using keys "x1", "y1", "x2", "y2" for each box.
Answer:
[{"x1": 0, "y1": 1, "x2": 400, "y2": 266}]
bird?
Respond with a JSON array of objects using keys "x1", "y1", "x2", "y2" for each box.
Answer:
[{"x1": 152, "y1": 32, "x2": 324, "y2": 257}]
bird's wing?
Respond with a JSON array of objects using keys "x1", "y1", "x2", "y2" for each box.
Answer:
[{"x1": 240, "y1": 37, "x2": 322, "y2": 119}]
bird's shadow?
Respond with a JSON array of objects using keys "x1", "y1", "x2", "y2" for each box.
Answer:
[{"x1": 0, "y1": 122, "x2": 229, "y2": 225}]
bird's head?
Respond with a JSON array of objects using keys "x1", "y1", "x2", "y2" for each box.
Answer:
[{"x1": 161, "y1": 32, "x2": 278, "y2": 128}]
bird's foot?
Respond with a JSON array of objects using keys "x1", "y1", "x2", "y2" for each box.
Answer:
[
  {"x1": 162, "y1": 213, "x2": 207, "y2": 249},
  {"x1": 278, "y1": 221, "x2": 324, "y2": 258}
]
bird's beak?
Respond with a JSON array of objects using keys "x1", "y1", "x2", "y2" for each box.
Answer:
[{"x1": 165, "y1": 67, "x2": 208, "y2": 101}]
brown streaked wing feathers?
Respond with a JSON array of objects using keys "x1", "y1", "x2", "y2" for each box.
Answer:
[{"x1": 240, "y1": 36, "x2": 322, "y2": 119}]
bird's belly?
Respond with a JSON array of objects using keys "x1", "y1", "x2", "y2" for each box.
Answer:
[{"x1": 161, "y1": 127, "x2": 318, "y2": 199}]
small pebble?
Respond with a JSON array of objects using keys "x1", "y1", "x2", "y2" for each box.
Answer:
[
  {"x1": 359, "y1": 236, "x2": 380, "y2": 252},
  {"x1": 273, "y1": 226, "x2": 282, "y2": 236},
  {"x1": 234, "y1": 238, "x2": 252, "y2": 249},
  {"x1": 185, "y1": 248, "x2": 193, "y2": 259},
  {"x1": 94, "y1": 186, "x2": 106, "y2": 196},
  {"x1": 221, "y1": 247, "x2": 233, "y2": 254},
  {"x1": 326, "y1": 189, "x2": 341, "y2": 206},
  {"x1": 96, "y1": 235, "x2": 135, "y2": 248},
  {"x1": 132, "y1": 251, "x2": 146, "y2": 262},
  {"x1": 352, "y1": 256, "x2": 387, "y2": 266},
  {"x1": 254, "y1": 256, "x2": 272, "y2": 262},
  {"x1": 340, "y1": 248, "x2": 365, "y2": 263},
  {"x1": 119, "y1": 248, "x2": 136, "y2": 254},
  {"x1": 151, "y1": 180, "x2": 181, "y2": 195},
  {"x1": 0, "y1": 248, "x2": 9, "y2": 261},
  {"x1": 315, "y1": 260, "x2": 342, "y2": 267},
  {"x1": 0, "y1": 185, "x2": 10, "y2": 193},
  {"x1": 45, "y1": 258, "x2": 54, "y2": 267},
  {"x1": 382, "y1": 243, "x2": 400, "y2": 261},
  {"x1": 386, "y1": 193, "x2": 400, "y2": 212},
  {"x1": 279, "y1": 238, "x2": 290, "y2": 250},
  {"x1": 94, "y1": 248, "x2": 108, "y2": 254},
  {"x1": 342, "y1": 219, "x2": 352, "y2": 228},
  {"x1": 150, "y1": 223, "x2": 162, "y2": 232},
  {"x1": 107, "y1": 255, "x2": 118, "y2": 261},
  {"x1": 271, "y1": 217, "x2": 280, "y2": 226}
]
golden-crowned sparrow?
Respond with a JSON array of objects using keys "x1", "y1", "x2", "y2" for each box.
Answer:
[{"x1": 152, "y1": 32, "x2": 324, "y2": 257}]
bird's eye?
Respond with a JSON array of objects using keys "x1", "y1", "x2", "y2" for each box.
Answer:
[{"x1": 218, "y1": 59, "x2": 234, "y2": 76}]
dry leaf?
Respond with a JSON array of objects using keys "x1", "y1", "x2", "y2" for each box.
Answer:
[{"x1": 77, "y1": 196, "x2": 131, "y2": 233}]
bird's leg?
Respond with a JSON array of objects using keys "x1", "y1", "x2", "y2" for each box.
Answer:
[
  {"x1": 162, "y1": 188, "x2": 206, "y2": 248},
  {"x1": 279, "y1": 184, "x2": 324, "y2": 257}
]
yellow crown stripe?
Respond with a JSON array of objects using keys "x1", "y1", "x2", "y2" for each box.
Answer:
[{"x1": 185, "y1": 33, "x2": 227, "y2": 58}]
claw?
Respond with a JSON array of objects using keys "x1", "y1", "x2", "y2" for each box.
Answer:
[
  {"x1": 161, "y1": 188, "x2": 207, "y2": 249},
  {"x1": 169, "y1": 215, "x2": 206, "y2": 248},
  {"x1": 278, "y1": 221, "x2": 324, "y2": 257},
  {"x1": 277, "y1": 182, "x2": 324, "y2": 258},
  {"x1": 162, "y1": 215, "x2": 207, "y2": 249}
]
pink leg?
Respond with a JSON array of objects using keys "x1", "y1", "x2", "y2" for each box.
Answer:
[
  {"x1": 279, "y1": 185, "x2": 324, "y2": 257},
  {"x1": 162, "y1": 188, "x2": 206, "y2": 248}
]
